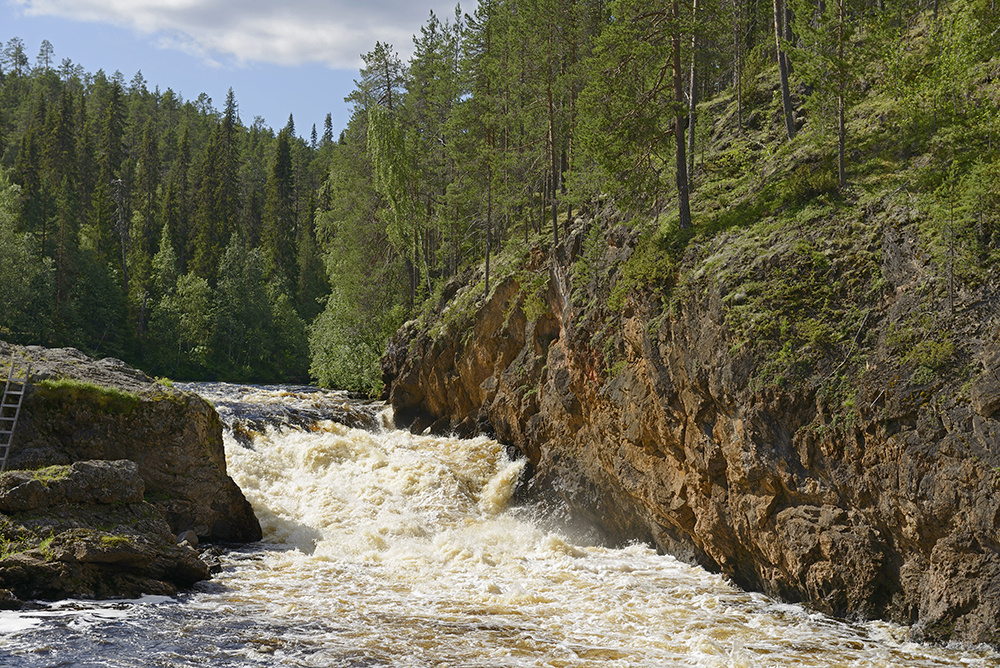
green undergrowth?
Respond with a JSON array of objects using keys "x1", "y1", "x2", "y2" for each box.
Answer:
[{"x1": 25, "y1": 464, "x2": 72, "y2": 487}]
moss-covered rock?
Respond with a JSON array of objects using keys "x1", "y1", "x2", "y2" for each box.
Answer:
[
  {"x1": 0, "y1": 459, "x2": 210, "y2": 603},
  {"x1": 0, "y1": 344, "x2": 261, "y2": 543}
]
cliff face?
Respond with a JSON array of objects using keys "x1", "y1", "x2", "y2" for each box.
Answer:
[
  {"x1": 3, "y1": 344, "x2": 261, "y2": 543},
  {"x1": 0, "y1": 343, "x2": 261, "y2": 603},
  {"x1": 383, "y1": 210, "x2": 1000, "y2": 645}
]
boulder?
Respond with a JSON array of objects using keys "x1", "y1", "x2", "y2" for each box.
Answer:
[
  {"x1": 0, "y1": 460, "x2": 210, "y2": 602},
  {"x1": 1, "y1": 344, "x2": 261, "y2": 543}
]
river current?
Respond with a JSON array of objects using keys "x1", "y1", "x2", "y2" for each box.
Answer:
[{"x1": 0, "y1": 383, "x2": 997, "y2": 667}]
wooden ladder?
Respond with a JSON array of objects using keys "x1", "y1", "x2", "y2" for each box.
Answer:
[{"x1": 1, "y1": 354, "x2": 31, "y2": 475}]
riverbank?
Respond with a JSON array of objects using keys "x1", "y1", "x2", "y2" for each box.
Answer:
[{"x1": 0, "y1": 343, "x2": 260, "y2": 605}]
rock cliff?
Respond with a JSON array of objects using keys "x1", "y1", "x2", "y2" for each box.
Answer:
[
  {"x1": 3, "y1": 343, "x2": 260, "y2": 542},
  {"x1": 0, "y1": 460, "x2": 209, "y2": 602},
  {"x1": 383, "y1": 208, "x2": 1000, "y2": 645},
  {"x1": 0, "y1": 342, "x2": 261, "y2": 603}
]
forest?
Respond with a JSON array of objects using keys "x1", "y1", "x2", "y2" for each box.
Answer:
[{"x1": 0, "y1": 0, "x2": 997, "y2": 393}]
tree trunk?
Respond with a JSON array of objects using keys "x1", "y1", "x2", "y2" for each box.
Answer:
[
  {"x1": 735, "y1": 0, "x2": 743, "y2": 130},
  {"x1": 773, "y1": 0, "x2": 797, "y2": 140},
  {"x1": 688, "y1": 0, "x2": 700, "y2": 181},
  {"x1": 837, "y1": 0, "x2": 846, "y2": 188},
  {"x1": 486, "y1": 171, "x2": 492, "y2": 298},
  {"x1": 547, "y1": 119, "x2": 559, "y2": 249},
  {"x1": 673, "y1": 0, "x2": 693, "y2": 230}
]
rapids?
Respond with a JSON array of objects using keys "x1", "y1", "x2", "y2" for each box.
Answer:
[{"x1": 0, "y1": 383, "x2": 997, "y2": 667}]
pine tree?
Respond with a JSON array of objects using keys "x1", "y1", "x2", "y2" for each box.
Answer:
[
  {"x1": 579, "y1": 0, "x2": 693, "y2": 228},
  {"x1": 191, "y1": 89, "x2": 241, "y2": 283},
  {"x1": 263, "y1": 129, "x2": 297, "y2": 279},
  {"x1": 322, "y1": 113, "x2": 334, "y2": 145}
]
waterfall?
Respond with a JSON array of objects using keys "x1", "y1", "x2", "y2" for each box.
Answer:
[{"x1": 0, "y1": 384, "x2": 996, "y2": 668}]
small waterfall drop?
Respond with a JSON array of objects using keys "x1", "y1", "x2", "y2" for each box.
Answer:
[{"x1": 0, "y1": 383, "x2": 996, "y2": 668}]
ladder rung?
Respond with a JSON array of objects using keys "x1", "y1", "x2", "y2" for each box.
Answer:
[{"x1": 1, "y1": 354, "x2": 29, "y2": 475}]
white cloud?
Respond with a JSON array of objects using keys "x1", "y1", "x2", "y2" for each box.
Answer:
[{"x1": 10, "y1": 0, "x2": 470, "y2": 69}]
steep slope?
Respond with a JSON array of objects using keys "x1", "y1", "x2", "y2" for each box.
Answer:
[
  {"x1": 381, "y1": 10, "x2": 1000, "y2": 641},
  {"x1": 383, "y1": 190, "x2": 1000, "y2": 646}
]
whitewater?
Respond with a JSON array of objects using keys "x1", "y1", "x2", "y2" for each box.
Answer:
[{"x1": 0, "y1": 384, "x2": 996, "y2": 667}]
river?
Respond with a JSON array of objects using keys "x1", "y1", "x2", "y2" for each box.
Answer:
[{"x1": 0, "y1": 383, "x2": 997, "y2": 667}]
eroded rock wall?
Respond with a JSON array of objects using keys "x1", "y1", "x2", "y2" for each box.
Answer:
[
  {"x1": 0, "y1": 460, "x2": 210, "y2": 602},
  {"x1": 383, "y1": 215, "x2": 1000, "y2": 645},
  {"x1": 1, "y1": 344, "x2": 261, "y2": 543}
]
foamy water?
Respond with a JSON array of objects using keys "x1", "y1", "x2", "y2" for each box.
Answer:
[{"x1": 0, "y1": 384, "x2": 997, "y2": 667}]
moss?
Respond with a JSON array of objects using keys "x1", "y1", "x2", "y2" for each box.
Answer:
[
  {"x1": 34, "y1": 378, "x2": 140, "y2": 415},
  {"x1": 99, "y1": 534, "x2": 132, "y2": 549},
  {"x1": 608, "y1": 225, "x2": 684, "y2": 311},
  {"x1": 521, "y1": 272, "x2": 550, "y2": 323},
  {"x1": 0, "y1": 536, "x2": 31, "y2": 560},
  {"x1": 905, "y1": 338, "x2": 955, "y2": 371},
  {"x1": 29, "y1": 464, "x2": 72, "y2": 487},
  {"x1": 38, "y1": 534, "x2": 55, "y2": 561}
]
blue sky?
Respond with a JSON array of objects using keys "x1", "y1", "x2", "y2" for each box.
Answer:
[{"x1": 1, "y1": 0, "x2": 470, "y2": 139}]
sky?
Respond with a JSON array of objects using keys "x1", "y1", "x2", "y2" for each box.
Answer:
[{"x1": 1, "y1": 0, "x2": 472, "y2": 139}]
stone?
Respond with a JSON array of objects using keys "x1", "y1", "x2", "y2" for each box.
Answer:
[
  {"x1": 381, "y1": 215, "x2": 1000, "y2": 646},
  {"x1": 1, "y1": 343, "x2": 261, "y2": 543},
  {"x1": 176, "y1": 530, "x2": 199, "y2": 547},
  {"x1": 0, "y1": 460, "x2": 211, "y2": 599}
]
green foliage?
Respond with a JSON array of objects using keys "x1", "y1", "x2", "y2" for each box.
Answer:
[
  {"x1": 213, "y1": 235, "x2": 308, "y2": 381},
  {"x1": 608, "y1": 223, "x2": 684, "y2": 312},
  {"x1": 578, "y1": 0, "x2": 679, "y2": 213},
  {"x1": 0, "y1": 168, "x2": 55, "y2": 343},
  {"x1": 520, "y1": 271, "x2": 550, "y2": 323},
  {"x1": 775, "y1": 157, "x2": 841, "y2": 207},
  {"x1": 308, "y1": 292, "x2": 405, "y2": 397}
]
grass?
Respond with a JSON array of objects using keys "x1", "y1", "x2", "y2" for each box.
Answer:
[
  {"x1": 28, "y1": 464, "x2": 72, "y2": 487},
  {"x1": 34, "y1": 378, "x2": 140, "y2": 415}
]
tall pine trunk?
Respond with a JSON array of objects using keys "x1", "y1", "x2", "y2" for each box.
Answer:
[
  {"x1": 735, "y1": 0, "x2": 743, "y2": 130},
  {"x1": 673, "y1": 0, "x2": 693, "y2": 230},
  {"x1": 687, "y1": 0, "x2": 700, "y2": 180},
  {"x1": 836, "y1": 0, "x2": 846, "y2": 188},
  {"x1": 773, "y1": 0, "x2": 797, "y2": 140}
]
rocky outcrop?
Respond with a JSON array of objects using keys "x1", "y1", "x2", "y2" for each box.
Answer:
[
  {"x1": 0, "y1": 460, "x2": 209, "y2": 602},
  {"x1": 2, "y1": 344, "x2": 261, "y2": 543},
  {"x1": 383, "y1": 211, "x2": 1000, "y2": 645},
  {"x1": 0, "y1": 343, "x2": 261, "y2": 604}
]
